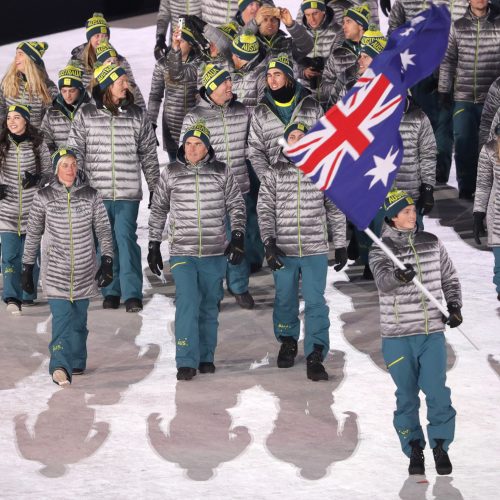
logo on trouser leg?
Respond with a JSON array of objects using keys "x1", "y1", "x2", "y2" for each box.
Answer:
[
  {"x1": 52, "y1": 344, "x2": 63, "y2": 352},
  {"x1": 398, "y1": 429, "x2": 410, "y2": 439},
  {"x1": 3, "y1": 266, "x2": 15, "y2": 274},
  {"x1": 177, "y1": 338, "x2": 189, "y2": 347}
]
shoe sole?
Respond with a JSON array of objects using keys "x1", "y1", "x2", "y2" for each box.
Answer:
[
  {"x1": 408, "y1": 467, "x2": 425, "y2": 475},
  {"x1": 126, "y1": 307, "x2": 143, "y2": 313},
  {"x1": 277, "y1": 360, "x2": 295, "y2": 368},
  {"x1": 6, "y1": 304, "x2": 22, "y2": 315},
  {"x1": 436, "y1": 466, "x2": 452, "y2": 475},
  {"x1": 307, "y1": 373, "x2": 329, "y2": 381}
]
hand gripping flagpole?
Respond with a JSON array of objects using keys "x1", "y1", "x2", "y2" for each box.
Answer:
[{"x1": 364, "y1": 227, "x2": 479, "y2": 350}]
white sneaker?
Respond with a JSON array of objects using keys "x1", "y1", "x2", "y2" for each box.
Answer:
[
  {"x1": 52, "y1": 369, "x2": 70, "y2": 386},
  {"x1": 6, "y1": 301, "x2": 22, "y2": 315}
]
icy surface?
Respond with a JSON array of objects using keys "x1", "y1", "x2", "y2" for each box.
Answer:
[{"x1": 0, "y1": 4, "x2": 499, "y2": 499}]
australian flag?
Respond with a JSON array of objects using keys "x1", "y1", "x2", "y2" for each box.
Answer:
[{"x1": 283, "y1": 5, "x2": 451, "y2": 230}]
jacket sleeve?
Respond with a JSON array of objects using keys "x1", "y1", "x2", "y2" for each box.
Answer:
[
  {"x1": 473, "y1": 144, "x2": 494, "y2": 213},
  {"x1": 369, "y1": 241, "x2": 403, "y2": 293},
  {"x1": 225, "y1": 167, "x2": 246, "y2": 233},
  {"x1": 438, "y1": 25, "x2": 458, "y2": 95},
  {"x1": 0, "y1": 88, "x2": 6, "y2": 125},
  {"x1": 148, "y1": 168, "x2": 171, "y2": 242},
  {"x1": 324, "y1": 197, "x2": 346, "y2": 249},
  {"x1": 387, "y1": 1, "x2": 406, "y2": 34},
  {"x1": 147, "y1": 59, "x2": 166, "y2": 126},
  {"x1": 38, "y1": 142, "x2": 53, "y2": 184},
  {"x1": 156, "y1": 0, "x2": 171, "y2": 38},
  {"x1": 439, "y1": 239, "x2": 462, "y2": 307},
  {"x1": 247, "y1": 108, "x2": 269, "y2": 180},
  {"x1": 92, "y1": 191, "x2": 113, "y2": 258},
  {"x1": 256, "y1": 169, "x2": 277, "y2": 243},
  {"x1": 40, "y1": 113, "x2": 57, "y2": 155},
  {"x1": 121, "y1": 58, "x2": 146, "y2": 111},
  {"x1": 167, "y1": 48, "x2": 199, "y2": 82},
  {"x1": 288, "y1": 21, "x2": 314, "y2": 61},
  {"x1": 66, "y1": 110, "x2": 87, "y2": 170},
  {"x1": 479, "y1": 79, "x2": 500, "y2": 148},
  {"x1": 23, "y1": 192, "x2": 46, "y2": 265},
  {"x1": 138, "y1": 113, "x2": 161, "y2": 193},
  {"x1": 489, "y1": 109, "x2": 500, "y2": 142},
  {"x1": 418, "y1": 113, "x2": 437, "y2": 187}
]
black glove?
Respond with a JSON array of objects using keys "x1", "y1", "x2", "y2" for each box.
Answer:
[
  {"x1": 394, "y1": 263, "x2": 416, "y2": 284},
  {"x1": 147, "y1": 241, "x2": 163, "y2": 276},
  {"x1": 264, "y1": 238, "x2": 286, "y2": 271},
  {"x1": 417, "y1": 183, "x2": 434, "y2": 215},
  {"x1": 380, "y1": 0, "x2": 391, "y2": 16},
  {"x1": 438, "y1": 92, "x2": 452, "y2": 110},
  {"x1": 154, "y1": 34, "x2": 167, "y2": 60},
  {"x1": 95, "y1": 255, "x2": 113, "y2": 287},
  {"x1": 473, "y1": 211, "x2": 486, "y2": 245},
  {"x1": 224, "y1": 230, "x2": 245, "y2": 265},
  {"x1": 443, "y1": 303, "x2": 463, "y2": 328},
  {"x1": 148, "y1": 191, "x2": 154, "y2": 209},
  {"x1": 331, "y1": 247, "x2": 347, "y2": 271},
  {"x1": 21, "y1": 264, "x2": 35, "y2": 294},
  {"x1": 22, "y1": 171, "x2": 41, "y2": 189},
  {"x1": 0, "y1": 184, "x2": 7, "y2": 200}
]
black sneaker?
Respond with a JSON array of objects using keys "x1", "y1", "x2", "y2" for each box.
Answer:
[
  {"x1": 250, "y1": 263, "x2": 262, "y2": 274},
  {"x1": 103, "y1": 295, "x2": 120, "y2": 309},
  {"x1": 72, "y1": 368, "x2": 85, "y2": 376},
  {"x1": 362, "y1": 264, "x2": 374, "y2": 280},
  {"x1": 199, "y1": 362, "x2": 216, "y2": 374},
  {"x1": 497, "y1": 292, "x2": 500, "y2": 302},
  {"x1": 176, "y1": 367, "x2": 197, "y2": 381},
  {"x1": 22, "y1": 299, "x2": 35, "y2": 307},
  {"x1": 125, "y1": 298, "x2": 143, "y2": 313},
  {"x1": 433, "y1": 439, "x2": 452, "y2": 475},
  {"x1": 306, "y1": 344, "x2": 329, "y2": 381},
  {"x1": 234, "y1": 291, "x2": 255, "y2": 309},
  {"x1": 408, "y1": 440, "x2": 425, "y2": 475},
  {"x1": 277, "y1": 336, "x2": 298, "y2": 368}
]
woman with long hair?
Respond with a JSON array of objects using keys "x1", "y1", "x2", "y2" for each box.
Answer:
[
  {"x1": 0, "y1": 41, "x2": 58, "y2": 129},
  {"x1": 0, "y1": 105, "x2": 51, "y2": 314}
]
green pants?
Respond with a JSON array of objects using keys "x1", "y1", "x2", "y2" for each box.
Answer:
[
  {"x1": 272, "y1": 254, "x2": 330, "y2": 358},
  {"x1": 170, "y1": 255, "x2": 226, "y2": 368},
  {"x1": 382, "y1": 333, "x2": 456, "y2": 457}
]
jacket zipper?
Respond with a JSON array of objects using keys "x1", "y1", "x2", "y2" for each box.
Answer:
[
  {"x1": 407, "y1": 233, "x2": 429, "y2": 334},
  {"x1": 67, "y1": 191, "x2": 75, "y2": 302},
  {"x1": 221, "y1": 109, "x2": 232, "y2": 170},
  {"x1": 196, "y1": 171, "x2": 202, "y2": 257},
  {"x1": 297, "y1": 171, "x2": 302, "y2": 257},
  {"x1": 473, "y1": 18, "x2": 480, "y2": 103},
  {"x1": 111, "y1": 116, "x2": 116, "y2": 201},
  {"x1": 16, "y1": 145, "x2": 22, "y2": 236}
]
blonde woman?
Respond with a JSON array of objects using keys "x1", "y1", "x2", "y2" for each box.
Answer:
[{"x1": 0, "y1": 41, "x2": 57, "y2": 129}]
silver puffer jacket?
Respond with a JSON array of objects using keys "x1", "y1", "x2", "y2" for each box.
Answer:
[
  {"x1": 370, "y1": 224, "x2": 462, "y2": 338},
  {"x1": 248, "y1": 86, "x2": 323, "y2": 179},
  {"x1": 388, "y1": 0, "x2": 469, "y2": 33},
  {"x1": 156, "y1": 0, "x2": 202, "y2": 37},
  {"x1": 181, "y1": 91, "x2": 250, "y2": 194},
  {"x1": 231, "y1": 51, "x2": 268, "y2": 111},
  {"x1": 23, "y1": 176, "x2": 113, "y2": 301},
  {"x1": 258, "y1": 156, "x2": 346, "y2": 256},
  {"x1": 487, "y1": 108, "x2": 500, "y2": 143},
  {"x1": 148, "y1": 50, "x2": 200, "y2": 153},
  {"x1": 67, "y1": 97, "x2": 160, "y2": 201},
  {"x1": 474, "y1": 139, "x2": 500, "y2": 246},
  {"x1": 439, "y1": 8, "x2": 500, "y2": 104},
  {"x1": 479, "y1": 76, "x2": 500, "y2": 148},
  {"x1": 202, "y1": 0, "x2": 239, "y2": 26},
  {"x1": 0, "y1": 137, "x2": 51, "y2": 234},
  {"x1": 149, "y1": 148, "x2": 246, "y2": 257},
  {"x1": 0, "y1": 76, "x2": 58, "y2": 129},
  {"x1": 69, "y1": 45, "x2": 145, "y2": 109},
  {"x1": 40, "y1": 93, "x2": 90, "y2": 154},
  {"x1": 394, "y1": 103, "x2": 436, "y2": 202}
]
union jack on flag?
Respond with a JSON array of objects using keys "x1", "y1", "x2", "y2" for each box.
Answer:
[{"x1": 283, "y1": 4, "x2": 451, "y2": 230}]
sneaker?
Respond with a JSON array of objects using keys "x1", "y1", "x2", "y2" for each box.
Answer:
[
  {"x1": 458, "y1": 190, "x2": 474, "y2": 201},
  {"x1": 234, "y1": 291, "x2": 255, "y2": 309},
  {"x1": 6, "y1": 299, "x2": 22, "y2": 316},
  {"x1": 433, "y1": 439, "x2": 452, "y2": 475},
  {"x1": 362, "y1": 264, "x2": 374, "y2": 280},
  {"x1": 250, "y1": 263, "x2": 262, "y2": 274},
  {"x1": 52, "y1": 368, "x2": 70, "y2": 386},
  {"x1": 408, "y1": 440, "x2": 425, "y2": 475},
  {"x1": 347, "y1": 236, "x2": 359, "y2": 261},
  {"x1": 72, "y1": 368, "x2": 85, "y2": 376},
  {"x1": 497, "y1": 292, "x2": 500, "y2": 302},
  {"x1": 306, "y1": 344, "x2": 329, "y2": 381},
  {"x1": 277, "y1": 336, "x2": 298, "y2": 368},
  {"x1": 125, "y1": 298, "x2": 143, "y2": 313},
  {"x1": 198, "y1": 362, "x2": 216, "y2": 374},
  {"x1": 22, "y1": 299, "x2": 35, "y2": 307},
  {"x1": 176, "y1": 367, "x2": 197, "y2": 381},
  {"x1": 103, "y1": 295, "x2": 120, "y2": 309}
]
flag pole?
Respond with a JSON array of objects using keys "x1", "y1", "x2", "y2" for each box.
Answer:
[{"x1": 363, "y1": 227, "x2": 479, "y2": 350}]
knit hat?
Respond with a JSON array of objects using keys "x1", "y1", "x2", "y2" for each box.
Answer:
[
  {"x1": 384, "y1": 189, "x2": 415, "y2": 220},
  {"x1": 267, "y1": 53, "x2": 294, "y2": 81},
  {"x1": 360, "y1": 25, "x2": 387, "y2": 58},
  {"x1": 284, "y1": 122, "x2": 308, "y2": 142},
  {"x1": 180, "y1": 25, "x2": 197, "y2": 46},
  {"x1": 201, "y1": 64, "x2": 231, "y2": 95},
  {"x1": 93, "y1": 63, "x2": 126, "y2": 91},
  {"x1": 86, "y1": 12, "x2": 110, "y2": 41},
  {"x1": 238, "y1": 0, "x2": 261, "y2": 13},
  {"x1": 58, "y1": 63, "x2": 84, "y2": 90},
  {"x1": 344, "y1": 4, "x2": 371, "y2": 30},
  {"x1": 182, "y1": 121, "x2": 211, "y2": 149},
  {"x1": 301, "y1": 0, "x2": 326, "y2": 12},
  {"x1": 7, "y1": 104, "x2": 31, "y2": 122},
  {"x1": 17, "y1": 41, "x2": 48, "y2": 68},
  {"x1": 217, "y1": 21, "x2": 239, "y2": 40},
  {"x1": 95, "y1": 41, "x2": 117, "y2": 63},
  {"x1": 52, "y1": 148, "x2": 77, "y2": 173},
  {"x1": 231, "y1": 32, "x2": 259, "y2": 61}
]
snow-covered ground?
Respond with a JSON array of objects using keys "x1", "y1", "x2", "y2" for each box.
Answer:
[{"x1": 0, "y1": 4, "x2": 499, "y2": 499}]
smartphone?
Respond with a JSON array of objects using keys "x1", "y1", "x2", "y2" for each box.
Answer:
[{"x1": 177, "y1": 18, "x2": 185, "y2": 31}]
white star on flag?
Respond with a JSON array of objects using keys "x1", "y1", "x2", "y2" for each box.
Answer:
[
  {"x1": 365, "y1": 147, "x2": 399, "y2": 189},
  {"x1": 400, "y1": 49, "x2": 416, "y2": 71},
  {"x1": 400, "y1": 27, "x2": 415, "y2": 37},
  {"x1": 411, "y1": 15, "x2": 426, "y2": 26}
]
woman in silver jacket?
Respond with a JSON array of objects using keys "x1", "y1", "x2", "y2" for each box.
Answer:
[
  {"x1": 0, "y1": 104, "x2": 51, "y2": 314},
  {"x1": 22, "y1": 148, "x2": 113, "y2": 386},
  {"x1": 369, "y1": 189, "x2": 462, "y2": 477}
]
